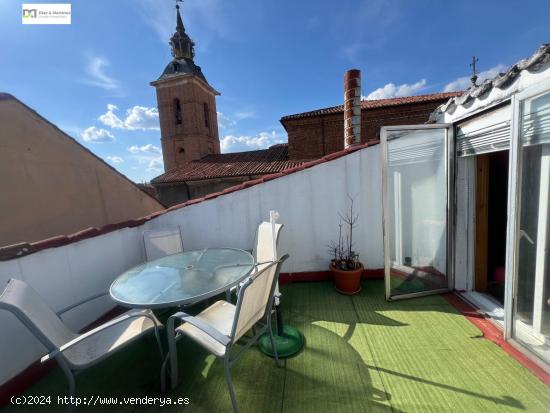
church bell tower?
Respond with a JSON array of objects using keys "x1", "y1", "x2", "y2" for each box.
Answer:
[{"x1": 150, "y1": 2, "x2": 220, "y2": 172}]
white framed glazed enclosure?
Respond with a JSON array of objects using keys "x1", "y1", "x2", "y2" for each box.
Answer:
[
  {"x1": 505, "y1": 78, "x2": 550, "y2": 364},
  {"x1": 380, "y1": 45, "x2": 550, "y2": 368},
  {"x1": 381, "y1": 124, "x2": 454, "y2": 301}
]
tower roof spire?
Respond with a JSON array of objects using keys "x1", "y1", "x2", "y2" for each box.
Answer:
[
  {"x1": 170, "y1": 0, "x2": 195, "y2": 60},
  {"x1": 176, "y1": 0, "x2": 184, "y2": 31}
]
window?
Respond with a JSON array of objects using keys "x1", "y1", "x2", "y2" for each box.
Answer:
[
  {"x1": 511, "y1": 89, "x2": 550, "y2": 363},
  {"x1": 174, "y1": 99, "x2": 182, "y2": 125},
  {"x1": 203, "y1": 102, "x2": 210, "y2": 128}
]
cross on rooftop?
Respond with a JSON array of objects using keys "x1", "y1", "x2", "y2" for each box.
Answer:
[{"x1": 470, "y1": 55, "x2": 479, "y2": 87}]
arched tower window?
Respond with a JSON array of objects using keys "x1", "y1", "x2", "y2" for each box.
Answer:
[
  {"x1": 174, "y1": 99, "x2": 182, "y2": 125},
  {"x1": 203, "y1": 102, "x2": 210, "y2": 128}
]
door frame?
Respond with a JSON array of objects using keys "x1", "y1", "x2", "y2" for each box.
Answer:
[
  {"x1": 505, "y1": 78, "x2": 550, "y2": 340},
  {"x1": 381, "y1": 124, "x2": 455, "y2": 300}
]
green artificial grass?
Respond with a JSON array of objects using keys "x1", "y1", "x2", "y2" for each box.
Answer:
[{"x1": 4, "y1": 281, "x2": 549, "y2": 412}]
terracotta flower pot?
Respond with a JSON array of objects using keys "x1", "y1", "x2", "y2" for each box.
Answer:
[{"x1": 330, "y1": 262, "x2": 363, "y2": 295}]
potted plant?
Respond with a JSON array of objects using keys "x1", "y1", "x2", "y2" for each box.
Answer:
[{"x1": 329, "y1": 196, "x2": 363, "y2": 295}]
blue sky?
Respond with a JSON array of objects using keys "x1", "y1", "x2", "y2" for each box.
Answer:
[{"x1": 1, "y1": 0, "x2": 549, "y2": 182}]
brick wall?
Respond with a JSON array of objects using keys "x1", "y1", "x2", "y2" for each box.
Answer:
[
  {"x1": 155, "y1": 77, "x2": 220, "y2": 171},
  {"x1": 284, "y1": 100, "x2": 448, "y2": 160}
]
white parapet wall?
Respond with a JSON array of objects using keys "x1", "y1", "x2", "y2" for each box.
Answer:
[
  {"x1": 152, "y1": 144, "x2": 384, "y2": 273},
  {"x1": 0, "y1": 144, "x2": 383, "y2": 385},
  {"x1": 0, "y1": 226, "x2": 146, "y2": 385}
]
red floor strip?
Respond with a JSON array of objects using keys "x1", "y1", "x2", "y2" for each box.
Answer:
[{"x1": 442, "y1": 292, "x2": 550, "y2": 387}]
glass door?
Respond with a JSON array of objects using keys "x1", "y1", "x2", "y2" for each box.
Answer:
[
  {"x1": 506, "y1": 80, "x2": 550, "y2": 364},
  {"x1": 381, "y1": 125, "x2": 454, "y2": 300}
]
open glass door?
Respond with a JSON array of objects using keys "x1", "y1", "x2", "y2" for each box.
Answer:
[
  {"x1": 381, "y1": 125, "x2": 454, "y2": 300},
  {"x1": 506, "y1": 79, "x2": 550, "y2": 364}
]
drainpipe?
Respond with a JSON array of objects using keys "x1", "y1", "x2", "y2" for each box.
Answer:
[{"x1": 344, "y1": 69, "x2": 361, "y2": 148}]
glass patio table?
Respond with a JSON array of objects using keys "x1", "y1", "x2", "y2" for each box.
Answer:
[{"x1": 109, "y1": 248, "x2": 255, "y2": 309}]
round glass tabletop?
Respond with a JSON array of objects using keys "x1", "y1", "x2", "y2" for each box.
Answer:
[{"x1": 110, "y1": 248, "x2": 254, "y2": 309}]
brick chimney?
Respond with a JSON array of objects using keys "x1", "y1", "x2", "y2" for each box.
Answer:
[{"x1": 344, "y1": 69, "x2": 361, "y2": 148}]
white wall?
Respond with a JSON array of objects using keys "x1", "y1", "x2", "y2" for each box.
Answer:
[
  {"x1": 0, "y1": 145, "x2": 384, "y2": 385},
  {"x1": 151, "y1": 146, "x2": 384, "y2": 273},
  {"x1": 0, "y1": 227, "x2": 145, "y2": 385}
]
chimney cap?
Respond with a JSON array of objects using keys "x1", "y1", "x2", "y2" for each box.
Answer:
[{"x1": 344, "y1": 69, "x2": 361, "y2": 79}]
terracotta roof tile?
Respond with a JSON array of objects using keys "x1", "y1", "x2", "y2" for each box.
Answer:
[
  {"x1": 151, "y1": 143, "x2": 304, "y2": 184},
  {"x1": 280, "y1": 92, "x2": 463, "y2": 121}
]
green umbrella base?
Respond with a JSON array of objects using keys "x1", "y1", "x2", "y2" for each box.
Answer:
[{"x1": 258, "y1": 325, "x2": 304, "y2": 359}]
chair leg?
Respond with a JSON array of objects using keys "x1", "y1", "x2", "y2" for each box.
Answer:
[
  {"x1": 160, "y1": 354, "x2": 169, "y2": 393},
  {"x1": 225, "y1": 289, "x2": 232, "y2": 302},
  {"x1": 267, "y1": 315, "x2": 281, "y2": 368},
  {"x1": 58, "y1": 360, "x2": 75, "y2": 413},
  {"x1": 166, "y1": 319, "x2": 180, "y2": 390},
  {"x1": 153, "y1": 327, "x2": 165, "y2": 362},
  {"x1": 224, "y1": 355, "x2": 239, "y2": 413}
]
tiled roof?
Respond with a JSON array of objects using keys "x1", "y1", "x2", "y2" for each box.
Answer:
[
  {"x1": 151, "y1": 144, "x2": 304, "y2": 184},
  {"x1": 431, "y1": 44, "x2": 550, "y2": 120},
  {"x1": 280, "y1": 92, "x2": 463, "y2": 121}
]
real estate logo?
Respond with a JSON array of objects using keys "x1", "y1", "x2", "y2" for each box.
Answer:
[{"x1": 22, "y1": 4, "x2": 71, "y2": 25}]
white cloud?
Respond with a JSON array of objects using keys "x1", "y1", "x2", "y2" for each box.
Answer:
[
  {"x1": 127, "y1": 144, "x2": 163, "y2": 173},
  {"x1": 99, "y1": 104, "x2": 159, "y2": 131},
  {"x1": 220, "y1": 131, "x2": 286, "y2": 152},
  {"x1": 80, "y1": 126, "x2": 115, "y2": 143},
  {"x1": 217, "y1": 110, "x2": 255, "y2": 130},
  {"x1": 128, "y1": 144, "x2": 162, "y2": 154},
  {"x1": 234, "y1": 110, "x2": 255, "y2": 121},
  {"x1": 443, "y1": 64, "x2": 508, "y2": 92},
  {"x1": 217, "y1": 112, "x2": 236, "y2": 129},
  {"x1": 125, "y1": 106, "x2": 160, "y2": 130},
  {"x1": 83, "y1": 56, "x2": 119, "y2": 91},
  {"x1": 147, "y1": 158, "x2": 164, "y2": 173},
  {"x1": 98, "y1": 104, "x2": 124, "y2": 128},
  {"x1": 106, "y1": 155, "x2": 124, "y2": 164},
  {"x1": 363, "y1": 79, "x2": 427, "y2": 100}
]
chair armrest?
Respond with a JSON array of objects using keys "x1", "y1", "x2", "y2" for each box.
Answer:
[
  {"x1": 56, "y1": 292, "x2": 110, "y2": 316},
  {"x1": 168, "y1": 312, "x2": 231, "y2": 346},
  {"x1": 213, "y1": 263, "x2": 256, "y2": 273},
  {"x1": 252, "y1": 260, "x2": 275, "y2": 274},
  {"x1": 41, "y1": 310, "x2": 160, "y2": 363}
]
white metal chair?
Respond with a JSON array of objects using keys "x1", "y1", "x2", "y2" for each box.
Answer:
[
  {"x1": 253, "y1": 220, "x2": 284, "y2": 315},
  {"x1": 224, "y1": 221, "x2": 283, "y2": 302},
  {"x1": 163, "y1": 255, "x2": 289, "y2": 413},
  {"x1": 0, "y1": 279, "x2": 164, "y2": 399},
  {"x1": 254, "y1": 221, "x2": 283, "y2": 264},
  {"x1": 143, "y1": 227, "x2": 184, "y2": 261}
]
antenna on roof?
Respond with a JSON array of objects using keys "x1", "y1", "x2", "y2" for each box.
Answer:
[{"x1": 470, "y1": 55, "x2": 479, "y2": 87}]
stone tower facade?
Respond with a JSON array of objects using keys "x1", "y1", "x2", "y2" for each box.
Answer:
[{"x1": 150, "y1": 4, "x2": 220, "y2": 172}]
